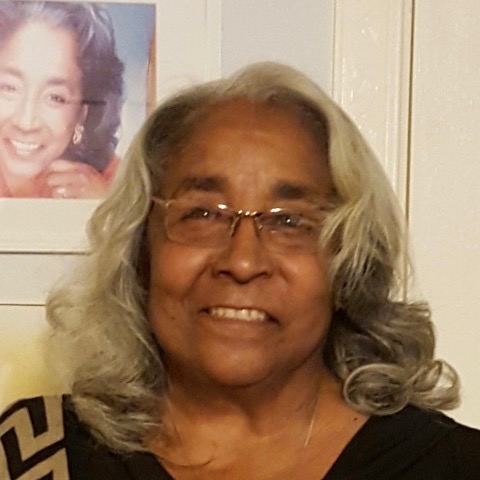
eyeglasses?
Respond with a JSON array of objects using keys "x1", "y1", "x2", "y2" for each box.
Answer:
[{"x1": 151, "y1": 197, "x2": 328, "y2": 254}]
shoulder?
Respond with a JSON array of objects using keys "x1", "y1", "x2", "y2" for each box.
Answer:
[
  {"x1": 437, "y1": 417, "x2": 480, "y2": 477},
  {"x1": 1, "y1": 396, "x2": 171, "y2": 480},
  {"x1": 370, "y1": 406, "x2": 480, "y2": 478},
  {"x1": 330, "y1": 405, "x2": 480, "y2": 479},
  {"x1": 390, "y1": 405, "x2": 480, "y2": 443},
  {"x1": 0, "y1": 396, "x2": 69, "y2": 479},
  {"x1": 102, "y1": 154, "x2": 120, "y2": 183}
]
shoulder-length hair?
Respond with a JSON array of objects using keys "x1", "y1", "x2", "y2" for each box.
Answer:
[
  {"x1": 0, "y1": 1, "x2": 124, "y2": 172},
  {"x1": 47, "y1": 62, "x2": 459, "y2": 452}
]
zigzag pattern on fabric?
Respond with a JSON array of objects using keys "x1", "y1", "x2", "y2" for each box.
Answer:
[{"x1": 0, "y1": 396, "x2": 69, "y2": 480}]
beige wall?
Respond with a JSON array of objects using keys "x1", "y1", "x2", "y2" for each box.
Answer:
[
  {"x1": 1, "y1": 0, "x2": 479, "y2": 428},
  {"x1": 0, "y1": 307, "x2": 65, "y2": 409}
]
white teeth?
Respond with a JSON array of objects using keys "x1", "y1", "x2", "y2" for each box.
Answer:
[
  {"x1": 11, "y1": 140, "x2": 40, "y2": 156},
  {"x1": 208, "y1": 307, "x2": 267, "y2": 322}
]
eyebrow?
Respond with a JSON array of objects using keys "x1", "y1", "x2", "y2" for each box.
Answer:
[
  {"x1": 172, "y1": 176, "x2": 224, "y2": 197},
  {"x1": 0, "y1": 66, "x2": 100, "y2": 105},
  {"x1": 270, "y1": 181, "x2": 329, "y2": 206},
  {"x1": 0, "y1": 66, "x2": 82, "y2": 97},
  {"x1": 0, "y1": 66, "x2": 22, "y2": 78},
  {"x1": 171, "y1": 175, "x2": 324, "y2": 204},
  {"x1": 271, "y1": 181, "x2": 317, "y2": 201}
]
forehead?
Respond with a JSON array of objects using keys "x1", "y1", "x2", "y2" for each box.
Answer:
[
  {"x1": 192, "y1": 98, "x2": 326, "y2": 149},
  {"x1": 161, "y1": 99, "x2": 332, "y2": 202},
  {"x1": 0, "y1": 21, "x2": 81, "y2": 85}
]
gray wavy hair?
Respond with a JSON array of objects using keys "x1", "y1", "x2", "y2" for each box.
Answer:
[{"x1": 47, "y1": 62, "x2": 459, "y2": 452}]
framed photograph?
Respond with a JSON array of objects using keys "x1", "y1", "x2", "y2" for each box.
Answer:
[{"x1": 0, "y1": 0, "x2": 219, "y2": 252}]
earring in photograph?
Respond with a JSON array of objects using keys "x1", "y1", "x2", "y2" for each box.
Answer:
[{"x1": 73, "y1": 124, "x2": 85, "y2": 145}]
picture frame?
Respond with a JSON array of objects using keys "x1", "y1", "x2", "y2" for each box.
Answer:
[{"x1": 0, "y1": 0, "x2": 221, "y2": 253}]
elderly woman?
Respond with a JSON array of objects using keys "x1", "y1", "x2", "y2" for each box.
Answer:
[
  {"x1": 1, "y1": 63, "x2": 479, "y2": 479},
  {"x1": 0, "y1": 1, "x2": 124, "y2": 198}
]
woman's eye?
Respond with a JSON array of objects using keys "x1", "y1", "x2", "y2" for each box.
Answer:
[
  {"x1": 180, "y1": 207, "x2": 219, "y2": 221},
  {"x1": 271, "y1": 213, "x2": 304, "y2": 228},
  {"x1": 44, "y1": 93, "x2": 68, "y2": 106},
  {"x1": 265, "y1": 212, "x2": 318, "y2": 236},
  {"x1": 0, "y1": 83, "x2": 15, "y2": 92},
  {"x1": 0, "y1": 82, "x2": 20, "y2": 98}
]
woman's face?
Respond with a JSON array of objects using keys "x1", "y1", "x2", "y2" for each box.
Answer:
[
  {"x1": 0, "y1": 21, "x2": 86, "y2": 181},
  {"x1": 147, "y1": 100, "x2": 334, "y2": 389}
]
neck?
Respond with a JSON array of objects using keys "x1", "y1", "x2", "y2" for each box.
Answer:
[
  {"x1": 169, "y1": 365, "x2": 336, "y2": 428},
  {"x1": 150, "y1": 362, "x2": 342, "y2": 454},
  {"x1": 148, "y1": 367, "x2": 366, "y2": 480}
]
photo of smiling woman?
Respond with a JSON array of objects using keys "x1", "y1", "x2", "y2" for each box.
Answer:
[{"x1": 0, "y1": 1, "x2": 135, "y2": 198}]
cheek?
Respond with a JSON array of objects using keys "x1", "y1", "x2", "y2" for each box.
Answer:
[
  {"x1": 50, "y1": 120, "x2": 75, "y2": 140},
  {"x1": 147, "y1": 241, "x2": 214, "y2": 358},
  {"x1": 281, "y1": 253, "x2": 333, "y2": 333},
  {"x1": 287, "y1": 251, "x2": 331, "y2": 302},
  {"x1": 149, "y1": 242, "x2": 211, "y2": 300},
  {"x1": 0, "y1": 102, "x2": 15, "y2": 121},
  {"x1": 147, "y1": 238, "x2": 216, "y2": 336},
  {"x1": 48, "y1": 107, "x2": 83, "y2": 140}
]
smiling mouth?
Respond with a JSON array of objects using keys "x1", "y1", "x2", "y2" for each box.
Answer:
[
  {"x1": 10, "y1": 140, "x2": 41, "y2": 156},
  {"x1": 207, "y1": 307, "x2": 269, "y2": 322}
]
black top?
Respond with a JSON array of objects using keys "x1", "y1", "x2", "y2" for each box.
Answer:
[{"x1": 1, "y1": 396, "x2": 479, "y2": 479}]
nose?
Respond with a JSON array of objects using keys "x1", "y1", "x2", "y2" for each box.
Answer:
[
  {"x1": 212, "y1": 216, "x2": 274, "y2": 283},
  {"x1": 11, "y1": 95, "x2": 40, "y2": 131}
]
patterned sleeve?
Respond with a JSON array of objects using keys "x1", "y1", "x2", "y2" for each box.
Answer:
[{"x1": 0, "y1": 396, "x2": 69, "y2": 480}]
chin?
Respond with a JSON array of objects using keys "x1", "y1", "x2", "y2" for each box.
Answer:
[
  {"x1": 2, "y1": 159, "x2": 47, "y2": 178},
  {"x1": 192, "y1": 350, "x2": 288, "y2": 390},
  {"x1": 207, "y1": 366, "x2": 273, "y2": 388}
]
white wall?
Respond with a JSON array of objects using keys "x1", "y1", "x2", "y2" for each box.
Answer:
[
  {"x1": 408, "y1": 0, "x2": 480, "y2": 427},
  {"x1": 333, "y1": 0, "x2": 480, "y2": 427},
  {"x1": 220, "y1": 0, "x2": 334, "y2": 91}
]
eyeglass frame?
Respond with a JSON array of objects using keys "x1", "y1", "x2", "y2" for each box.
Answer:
[{"x1": 150, "y1": 196, "x2": 329, "y2": 254}]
